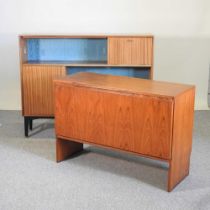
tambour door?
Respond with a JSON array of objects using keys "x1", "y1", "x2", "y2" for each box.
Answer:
[
  {"x1": 22, "y1": 65, "x2": 66, "y2": 116},
  {"x1": 108, "y1": 37, "x2": 153, "y2": 65},
  {"x1": 55, "y1": 84, "x2": 173, "y2": 159}
]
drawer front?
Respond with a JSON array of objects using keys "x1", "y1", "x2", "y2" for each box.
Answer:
[
  {"x1": 55, "y1": 85, "x2": 173, "y2": 159},
  {"x1": 108, "y1": 37, "x2": 153, "y2": 65}
]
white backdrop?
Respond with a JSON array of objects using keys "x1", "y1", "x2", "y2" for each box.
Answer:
[{"x1": 0, "y1": 0, "x2": 210, "y2": 110}]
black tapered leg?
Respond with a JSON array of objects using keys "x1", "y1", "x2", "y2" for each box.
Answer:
[
  {"x1": 23, "y1": 116, "x2": 53, "y2": 137},
  {"x1": 29, "y1": 119, "x2": 33, "y2": 130},
  {"x1": 24, "y1": 117, "x2": 29, "y2": 137}
]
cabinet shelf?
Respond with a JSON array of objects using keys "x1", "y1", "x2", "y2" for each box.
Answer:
[{"x1": 23, "y1": 60, "x2": 151, "y2": 67}]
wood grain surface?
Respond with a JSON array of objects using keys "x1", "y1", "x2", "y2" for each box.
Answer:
[
  {"x1": 108, "y1": 37, "x2": 153, "y2": 65},
  {"x1": 54, "y1": 72, "x2": 195, "y2": 191},
  {"x1": 23, "y1": 61, "x2": 151, "y2": 67},
  {"x1": 54, "y1": 83, "x2": 173, "y2": 159},
  {"x1": 19, "y1": 37, "x2": 27, "y2": 115},
  {"x1": 54, "y1": 72, "x2": 194, "y2": 98},
  {"x1": 56, "y1": 137, "x2": 83, "y2": 162},
  {"x1": 20, "y1": 34, "x2": 154, "y2": 39},
  {"x1": 20, "y1": 35, "x2": 154, "y2": 118},
  {"x1": 22, "y1": 65, "x2": 65, "y2": 116},
  {"x1": 168, "y1": 88, "x2": 195, "y2": 191}
]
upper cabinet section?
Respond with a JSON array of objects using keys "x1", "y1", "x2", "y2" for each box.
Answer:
[
  {"x1": 108, "y1": 37, "x2": 153, "y2": 66},
  {"x1": 19, "y1": 35, "x2": 153, "y2": 68}
]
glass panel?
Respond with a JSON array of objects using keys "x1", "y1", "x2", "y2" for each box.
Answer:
[{"x1": 27, "y1": 38, "x2": 107, "y2": 62}]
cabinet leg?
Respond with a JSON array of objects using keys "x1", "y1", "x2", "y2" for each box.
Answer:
[
  {"x1": 168, "y1": 158, "x2": 190, "y2": 192},
  {"x1": 24, "y1": 117, "x2": 29, "y2": 137},
  {"x1": 56, "y1": 138, "x2": 83, "y2": 162},
  {"x1": 29, "y1": 119, "x2": 33, "y2": 130}
]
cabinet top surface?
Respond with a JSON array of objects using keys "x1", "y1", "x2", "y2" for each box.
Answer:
[
  {"x1": 19, "y1": 34, "x2": 154, "y2": 39},
  {"x1": 54, "y1": 72, "x2": 195, "y2": 98}
]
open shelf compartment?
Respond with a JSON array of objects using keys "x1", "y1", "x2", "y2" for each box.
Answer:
[{"x1": 67, "y1": 67, "x2": 150, "y2": 79}]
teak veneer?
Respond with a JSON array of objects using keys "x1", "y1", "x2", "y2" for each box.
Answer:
[
  {"x1": 54, "y1": 72, "x2": 195, "y2": 192},
  {"x1": 19, "y1": 34, "x2": 154, "y2": 136}
]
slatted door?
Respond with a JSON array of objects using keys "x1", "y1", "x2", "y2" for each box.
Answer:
[
  {"x1": 108, "y1": 37, "x2": 153, "y2": 65},
  {"x1": 22, "y1": 65, "x2": 66, "y2": 116}
]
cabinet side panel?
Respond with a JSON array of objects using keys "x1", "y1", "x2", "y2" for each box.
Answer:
[
  {"x1": 149, "y1": 37, "x2": 154, "y2": 79},
  {"x1": 168, "y1": 88, "x2": 195, "y2": 191},
  {"x1": 19, "y1": 37, "x2": 27, "y2": 115},
  {"x1": 22, "y1": 65, "x2": 65, "y2": 116},
  {"x1": 54, "y1": 84, "x2": 173, "y2": 159}
]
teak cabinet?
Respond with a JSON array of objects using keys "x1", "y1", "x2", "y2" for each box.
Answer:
[
  {"x1": 54, "y1": 72, "x2": 195, "y2": 192},
  {"x1": 19, "y1": 35, "x2": 154, "y2": 136}
]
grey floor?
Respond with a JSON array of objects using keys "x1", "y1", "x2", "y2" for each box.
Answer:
[{"x1": 0, "y1": 111, "x2": 210, "y2": 210}]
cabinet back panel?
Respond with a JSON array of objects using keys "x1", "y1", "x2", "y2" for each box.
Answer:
[
  {"x1": 67, "y1": 67, "x2": 150, "y2": 79},
  {"x1": 27, "y1": 38, "x2": 107, "y2": 62}
]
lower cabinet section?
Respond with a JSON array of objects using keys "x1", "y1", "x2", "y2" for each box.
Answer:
[
  {"x1": 22, "y1": 65, "x2": 65, "y2": 116},
  {"x1": 22, "y1": 65, "x2": 151, "y2": 117}
]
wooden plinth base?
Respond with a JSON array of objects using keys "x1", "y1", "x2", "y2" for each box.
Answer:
[
  {"x1": 168, "y1": 158, "x2": 190, "y2": 192},
  {"x1": 56, "y1": 138, "x2": 83, "y2": 162},
  {"x1": 56, "y1": 138, "x2": 190, "y2": 192}
]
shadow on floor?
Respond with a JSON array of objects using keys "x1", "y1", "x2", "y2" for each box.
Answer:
[
  {"x1": 59, "y1": 145, "x2": 169, "y2": 191},
  {"x1": 1, "y1": 111, "x2": 194, "y2": 192},
  {"x1": 0, "y1": 120, "x2": 168, "y2": 191}
]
